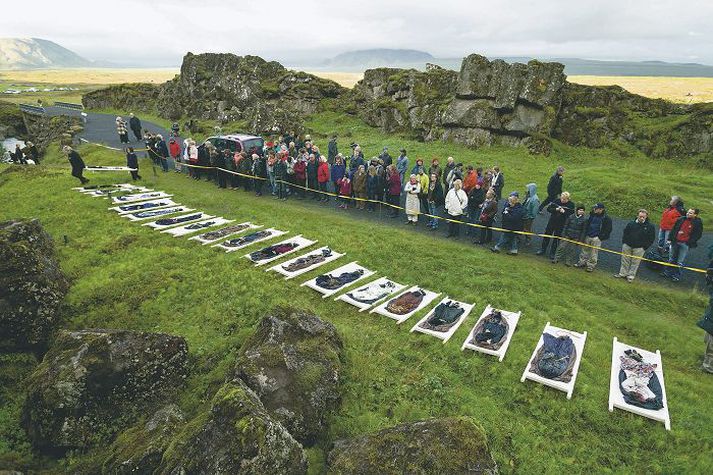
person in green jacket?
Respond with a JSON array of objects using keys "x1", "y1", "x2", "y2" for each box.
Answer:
[{"x1": 522, "y1": 183, "x2": 540, "y2": 247}]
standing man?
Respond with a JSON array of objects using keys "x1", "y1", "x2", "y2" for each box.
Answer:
[
  {"x1": 491, "y1": 191, "x2": 525, "y2": 255},
  {"x1": 615, "y1": 209, "x2": 656, "y2": 282},
  {"x1": 536, "y1": 191, "x2": 574, "y2": 259},
  {"x1": 442, "y1": 156, "x2": 456, "y2": 188},
  {"x1": 539, "y1": 166, "x2": 565, "y2": 213},
  {"x1": 697, "y1": 243, "x2": 713, "y2": 374},
  {"x1": 522, "y1": 183, "x2": 540, "y2": 247},
  {"x1": 155, "y1": 135, "x2": 169, "y2": 172},
  {"x1": 575, "y1": 203, "x2": 613, "y2": 272},
  {"x1": 327, "y1": 134, "x2": 338, "y2": 164},
  {"x1": 129, "y1": 113, "x2": 143, "y2": 142},
  {"x1": 379, "y1": 146, "x2": 393, "y2": 169},
  {"x1": 663, "y1": 208, "x2": 703, "y2": 282},
  {"x1": 396, "y1": 148, "x2": 409, "y2": 183},
  {"x1": 491, "y1": 166, "x2": 505, "y2": 201},
  {"x1": 64, "y1": 146, "x2": 88, "y2": 184}
]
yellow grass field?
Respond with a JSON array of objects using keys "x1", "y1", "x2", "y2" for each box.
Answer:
[
  {"x1": 568, "y1": 75, "x2": 713, "y2": 103},
  {"x1": 0, "y1": 68, "x2": 178, "y2": 85}
]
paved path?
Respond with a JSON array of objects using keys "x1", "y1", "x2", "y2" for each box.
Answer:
[{"x1": 47, "y1": 106, "x2": 711, "y2": 287}]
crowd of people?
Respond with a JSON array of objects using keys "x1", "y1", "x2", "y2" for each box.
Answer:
[
  {"x1": 118, "y1": 131, "x2": 703, "y2": 286},
  {"x1": 5, "y1": 141, "x2": 40, "y2": 165}
]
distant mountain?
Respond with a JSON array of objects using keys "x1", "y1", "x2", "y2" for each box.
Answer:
[
  {"x1": 323, "y1": 49, "x2": 434, "y2": 69},
  {"x1": 0, "y1": 38, "x2": 93, "y2": 69},
  {"x1": 300, "y1": 49, "x2": 713, "y2": 77}
]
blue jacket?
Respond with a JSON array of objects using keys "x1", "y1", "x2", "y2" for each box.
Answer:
[
  {"x1": 331, "y1": 163, "x2": 346, "y2": 182},
  {"x1": 396, "y1": 155, "x2": 409, "y2": 175}
]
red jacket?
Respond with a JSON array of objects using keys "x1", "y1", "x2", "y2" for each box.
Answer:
[
  {"x1": 294, "y1": 161, "x2": 306, "y2": 181},
  {"x1": 338, "y1": 178, "x2": 352, "y2": 196},
  {"x1": 387, "y1": 172, "x2": 402, "y2": 196},
  {"x1": 660, "y1": 206, "x2": 682, "y2": 231},
  {"x1": 168, "y1": 141, "x2": 181, "y2": 158},
  {"x1": 318, "y1": 162, "x2": 330, "y2": 183}
]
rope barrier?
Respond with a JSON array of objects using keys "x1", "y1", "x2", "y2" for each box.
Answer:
[{"x1": 76, "y1": 140, "x2": 707, "y2": 274}]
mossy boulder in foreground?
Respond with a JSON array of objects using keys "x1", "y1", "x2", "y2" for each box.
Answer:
[
  {"x1": 100, "y1": 404, "x2": 185, "y2": 474},
  {"x1": 234, "y1": 309, "x2": 344, "y2": 446},
  {"x1": 22, "y1": 329, "x2": 188, "y2": 452},
  {"x1": 327, "y1": 417, "x2": 499, "y2": 475},
  {"x1": 157, "y1": 379, "x2": 307, "y2": 475},
  {"x1": 0, "y1": 218, "x2": 69, "y2": 351}
]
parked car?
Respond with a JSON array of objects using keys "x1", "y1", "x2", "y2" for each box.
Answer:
[{"x1": 204, "y1": 134, "x2": 265, "y2": 156}]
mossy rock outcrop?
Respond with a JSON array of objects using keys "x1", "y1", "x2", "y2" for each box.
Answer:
[
  {"x1": 158, "y1": 379, "x2": 307, "y2": 474},
  {"x1": 100, "y1": 404, "x2": 185, "y2": 474},
  {"x1": 22, "y1": 329, "x2": 188, "y2": 452},
  {"x1": 234, "y1": 308, "x2": 344, "y2": 446},
  {"x1": 327, "y1": 417, "x2": 498, "y2": 475},
  {"x1": 0, "y1": 219, "x2": 69, "y2": 351}
]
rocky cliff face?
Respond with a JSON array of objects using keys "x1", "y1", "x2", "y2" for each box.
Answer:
[
  {"x1": 83, "y1": 53, "x2": 345, "y2": 135},
  {"x1": 352, "y1": 54, "x2": 713, "y2": 159},
  {"x1": 81, "y1": 52, "x2": 713, "y2": 160},
  {"x1": 352, "y1": 55, "x2": 565, "y2": 152}
]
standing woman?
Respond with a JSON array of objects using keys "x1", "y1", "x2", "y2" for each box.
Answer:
[
  {"x1": 426, "y1": 172, "x2": 444, "y2": 230},
  {"x1": 404, "y1": 174, "x2": 421, "y2": 225},
  {"x1": 266, "y1": 151, "x2": 277, "y2": 195},
  {"x1": 352, "y1": 164, "x2": 368, "y2": 210},
  {"x1": 366, "y1": 164, "x2": 380, "y2": 212},
  {"x1": 317, "y1": 156, "x2": 330, "y2": 202},
  {"x1": 386, "y1": 165, "x2": 402, "y2": 218},
  {"x1": 476, "y1": 189, "x2": 498, "y2": 245},
  {"x1": 417, "y1": 166, "x2": 430, "y2": 218},
  {"x1": 126, "y1": 147, "x2": 141, "y2": 181},
  {"x1": 116, "y1": 116, "x2": 129, "y2": 144},
  {"x1": 444, "y1": 179, "x2": 468, "y2": 237},
  {"x1": 188, "y1": 139, "x2": 198, "y2": 179},
  {"x1": 64, "y1": 146, "x2": 88, "y2": 184},
  {"x1": 331, "y1": 154, "x2": 346, "y2": 197},
  {"x1": 252, "y1": 153, "x2": 265, "y2": 196}
]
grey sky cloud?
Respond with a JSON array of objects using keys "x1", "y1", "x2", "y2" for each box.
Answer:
[{"x1": 3, "y1": 0, "x2": 712, "y2": 66}]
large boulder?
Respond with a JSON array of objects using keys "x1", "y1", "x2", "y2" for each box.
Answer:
[
  {"x1": 0, "y1": 219, "x2": 69, "y2": 351},
  {"x1": 234, "y1": 309, "x2": 344, "y2": 446},
  {"x1": 101, "y1": 404, "x2": 185, "y2": 474},
  {"x1": 158, "y1": 380, "x2": 307, "y2": 475},
  {"x1": 22, "y1": 329, "x2": 188, "y2": 452},
  {"x1": 327, "y1": 417, "x2": 498, "y2": 475}
]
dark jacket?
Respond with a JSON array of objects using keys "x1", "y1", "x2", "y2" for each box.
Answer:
[
  {"x1": 546, "y1": 199, "x2": 575, "y2": 229},
  {"x1": 68, "y1": 150, "x2": 85, "y2": 171},
  {"x1": 622, "y1": 218, "x2": 656, "y2": 249},
  {"x1": 156, "y1": 140, "x2": 169, "y2": 158},
  {"x1": 547, "y1": 173, "x2": 563, "y2": 197},
  {"x1": 379, "y1": 151, "x2": 393, "y2": 168},
  {"x1": 562, "y1": 213, "x2": 587, "y2": 241},
  {"x1": 468, "y1": 187, "x2": 485, "y2": 213},
  {"x1": 327, "y1": 139, "x2": 338, "y2": 163},
  {"x1": 126, "y1": 152, "x2": 139, "y2": 169},
  {"x1": 306, "y1": 160, "x2": 319, "y2": 182},
  {"x1": 274, "y1": 160, "x2": 287, "y2": 180},
  {"x1": 331, "y1": 162, "x2": 346, "y2": 182},
  {"x1": 129, "y1": 116, "x2": 142, "y2": 131},
  {"x1": 501, "y1": 202, "x2": 525, "y2": 231},
  {"x1": 366, "y1": 174, "x2": 381, "y2": 196},
  {"x1": 670, "y1": 215, "x2": 703, "y2": 248},
  {"x1": 585, "y1": 211, "x2": 613, "y2": 241},
  {"x1": 427, "y1": 181, "x2": 444, "y2": 206}
]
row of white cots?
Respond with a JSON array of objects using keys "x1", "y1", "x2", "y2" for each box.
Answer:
[{"x1": 73, "y1": 184, "x2": 672, "y2": 430}]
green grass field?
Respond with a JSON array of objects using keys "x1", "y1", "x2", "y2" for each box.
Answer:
[{"x1": 1, "y1": 143, "x2": 712, "y2": 473}]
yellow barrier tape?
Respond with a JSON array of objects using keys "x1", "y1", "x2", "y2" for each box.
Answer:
[{"x1": 78, "y1": 141, "x2": 707, "y2": 274}]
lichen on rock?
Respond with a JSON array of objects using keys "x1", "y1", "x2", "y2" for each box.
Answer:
[{"x1": 234, "y1": 308, "x2": 344, "y2": 447}]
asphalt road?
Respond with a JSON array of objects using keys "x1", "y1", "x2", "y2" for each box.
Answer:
[{"x1": 46, "y1": 106, "x2": 711, "y2": 287}]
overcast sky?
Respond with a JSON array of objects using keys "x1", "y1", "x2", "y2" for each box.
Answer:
[{"x1": 4, "y1": 0, "x2": 713, "y2": 66}]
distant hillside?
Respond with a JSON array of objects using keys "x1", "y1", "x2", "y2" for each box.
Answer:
[
  {"x1": 324, "y1": 49, "x2": 434, "y2": 69},
  {"x1": 302, "y1": 49, "x2": 713, "y2": 77},
  {"x1": 0, "y1": 38, "x2": 92, "y2": 70}
]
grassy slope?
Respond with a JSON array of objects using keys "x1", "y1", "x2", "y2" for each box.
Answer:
[{"x1": 0, "y1": 144, "x2": 711, "y2": 474}]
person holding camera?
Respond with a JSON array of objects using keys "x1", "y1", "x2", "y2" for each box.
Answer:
[{"x1": 537, "y1": 191, "x2": 574, "y2": 259}]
